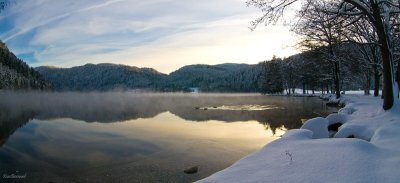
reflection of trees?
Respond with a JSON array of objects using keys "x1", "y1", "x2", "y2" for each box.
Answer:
[
  {"x1": 0, "y1": 110, "x2": 35, "y2": 147},
  {"x1": 0, "y1": 93, "x2": 337, "y2": 145},
  {"x1": 263, "y1": 124, "x2": 287, "y2": 136},
  {"x1": 0, "y1": 92, "x2": 172, "y2": 123},
  {"x1": 171, "y1": 108, "x2": 317, "y2": 130},
  {"x1": 35, "y1": 101, "x2": 166, "y2": 123},
  {"x1": 168, "y1": 96, "x2": 336, "y2": 131}
]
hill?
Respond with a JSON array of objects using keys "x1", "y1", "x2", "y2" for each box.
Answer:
[
  {"x1": 36, "y1": 62, "x2": 267, "y2": 92},
  {"x1": 36, "y1": 63, "x2": 166, "y2": 91},
  {"x1": 162, "y1": 64, "x2": 253, "y2": 91},
  {"x1": 0, "y1": 41, "x2": 49, "y2": 90}
]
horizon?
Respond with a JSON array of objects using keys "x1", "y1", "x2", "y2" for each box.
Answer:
[{"x1": 0, "y1": 0, "x2": 298, "y2": 73}]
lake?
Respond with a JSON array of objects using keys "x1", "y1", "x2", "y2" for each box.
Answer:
[{"x1": 0, "y1": 92, "x2": 337, "y2": 183}]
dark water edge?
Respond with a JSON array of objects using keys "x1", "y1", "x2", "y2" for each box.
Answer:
[{"x1": 0, "y1": 92, "x2": 337, "y2": 183}]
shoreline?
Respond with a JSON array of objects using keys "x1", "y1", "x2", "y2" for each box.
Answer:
[{"x1": 198, "y1": 93, "x2": 400, "y2": 183}]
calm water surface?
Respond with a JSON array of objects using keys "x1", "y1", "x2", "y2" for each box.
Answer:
[{"x1": 0, "y1": 92, "x2": 337, "y2": 182}]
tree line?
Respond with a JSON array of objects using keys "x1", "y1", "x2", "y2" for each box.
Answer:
[
  {"x1": 248, "y1": 0, "x2": 400, "y2": 110},
  {"x1": 258, "y1": 44, "x2": 385, "y2": 96}
]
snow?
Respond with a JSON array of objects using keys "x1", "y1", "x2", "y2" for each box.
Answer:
[
  {"x1": 300, "y1": 117, "x2": 329, "y2": 139},
  {"x1": 284, "y1": 89, "x2": 381, "y2": 96},
  {"x1": 198, "y1": 94, "x2": 400, "y2": 183},
  {"x1": 326, "y1": 113, "x2": 349, "y2": 125}
]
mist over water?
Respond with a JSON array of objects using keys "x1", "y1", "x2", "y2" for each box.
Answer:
[
  {"x1": 0, "y1": 91, "x2": 337, "y2": 182},
  {"x1": 0, "y1": 91, "x2": 335, "y2": 124}
]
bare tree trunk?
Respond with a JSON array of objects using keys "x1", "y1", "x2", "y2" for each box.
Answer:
[
  {"x1": 334, "y1": 62, "x2": 341, "y2": 99},
  {"x1": 367, "y1": 72, "x2": 371, "y2": 95},
  {"x1": 306, "y1": 85, "x2": 309, "y2": 94},
  {"x1": 374, "y1": 67, "x2": 380, "y2": 97},
  {"x1": 372, "y1": 3, "x2": 394, "y2": 110},
  {"x1": 365, "y1": 71, "x2": 371, "y2": 95},
  {"x1": 397, "y1": 63, "x2": 400, "y2": 98},
  {"x1": 382, "y1": 80, "x2": 385, "y2": 99}
]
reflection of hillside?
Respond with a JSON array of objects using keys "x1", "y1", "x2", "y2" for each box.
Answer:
[
  {"x1": 0, "y1": 93, "x2": 337, "y2": 137},
  {"x1": 0, "y1": 92, "x2": 172, "y2": 123},
  {"x1": 35, "y1": 99, "x2": 167, "y2": 123},
  {"x1": 0, "y1": 110, "x2": 35, "y2": 147}
]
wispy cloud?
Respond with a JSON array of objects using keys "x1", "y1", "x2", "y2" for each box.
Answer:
[
  {"x1": 0, "y1": 0, "x2": 298, "y2": 73},
  {"x1": 2, "y1": 0, "x2": 129, "y2": 41}
]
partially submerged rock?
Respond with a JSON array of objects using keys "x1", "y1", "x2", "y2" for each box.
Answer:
[{"x1": 184, "y1": 166, "x2": 199, "y2": 174}]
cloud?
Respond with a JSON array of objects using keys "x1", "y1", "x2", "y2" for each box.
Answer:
[
  {"x1": 2, "y1": 0, "x2": 130, "y2": 41},
  {"x1": 0, "y1": 0, "x2": 298, "y2": 73}
]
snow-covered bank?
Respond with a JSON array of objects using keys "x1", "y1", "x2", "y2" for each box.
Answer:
[{"x1": 199, "y1": 94, "x2": 400, "y2": 183}]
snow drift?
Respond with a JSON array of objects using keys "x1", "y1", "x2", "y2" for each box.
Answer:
[{"x1": 199, "y1": 94, "x2": 400, "y2": 183}]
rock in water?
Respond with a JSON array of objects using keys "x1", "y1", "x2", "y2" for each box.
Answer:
[{"x1": 184, "y1": 166, "x2": 198, "y2": 174}]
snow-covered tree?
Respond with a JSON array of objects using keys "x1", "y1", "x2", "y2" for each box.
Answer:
[
  {"x1": 281, "y1": 55, "x2": 303, "y2": 94},
  {"x1": 345, "y1": 18, "x2": 382, "y2": 96},
  {"x1": 259, "y1": 56, "x2": 285, "y2": 94},
  {"x1": 293, "y1": 1, "x2": 346, "y2": 99},
  {"x1": 247, "y1": 0, "x2": 400, "y2": 110}
]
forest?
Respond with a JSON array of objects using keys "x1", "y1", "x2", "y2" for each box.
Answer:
[
  {"x1": 248, "y1": 0, "x2": 399, "y2": 110},
  {"x1": 0, "y1": 41, "x2": 49, "y2": 90}
]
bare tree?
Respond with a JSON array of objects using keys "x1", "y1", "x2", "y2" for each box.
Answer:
[
  {"x1": 281, "y1": 55, "x2": 303, "y2": 94},
  {"x1": 293, "y1": 1, "x2": 346, "y2": 99},
  {"x1": 345, "y1": 18, "x2": 382, "y2": 96},
  {"x1": 247, "y1": 0, "x2": 400, "y2": 110},
  {"x1": 339, "y1": 0, "x2": 399, "y2": 109}
]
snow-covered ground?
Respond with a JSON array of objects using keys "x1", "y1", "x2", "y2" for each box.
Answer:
[
  {"x1": 198, "y1": 94, "x2": 400, "y2": 183},
  {"x1": 283, "y1": 89, "x2": 381, "y2": 96}
]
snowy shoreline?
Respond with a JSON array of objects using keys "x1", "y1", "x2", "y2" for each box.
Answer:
[{"x1": 199, "y1": 93, "x2": 400, "y2": 183}]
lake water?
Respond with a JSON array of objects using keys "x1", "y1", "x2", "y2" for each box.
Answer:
[{"x1": 0, "y1": 92, "x2": 337, "y2": 183}]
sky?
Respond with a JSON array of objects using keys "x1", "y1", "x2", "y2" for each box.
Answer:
[{"x1": 0, "y1": 0, "x2": 298, "y2": 74}]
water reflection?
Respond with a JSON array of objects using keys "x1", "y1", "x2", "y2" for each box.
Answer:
[
  {"x1": 0, "y1": 92, "x2": 337, "y2": 148},
  {"x1": 0, "y1": 92, "x2": 335, "y2": 124},
  {"x1": 0, "y1": 110, "x2": 36, "y2": 147},
  {"x1": 0, "y1": 92, "x2": 337, "y2": 182},
  {"x1": 1, "y1": 112, "x2": 279, "y2": 182}
]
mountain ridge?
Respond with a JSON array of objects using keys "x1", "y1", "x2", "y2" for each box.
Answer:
[
  {"x1": 36, "y1": 63, "x2": 166, "y2": 91},
  {"x1": 36, "y1": 62, "x2": 260, "y2": 92}
]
